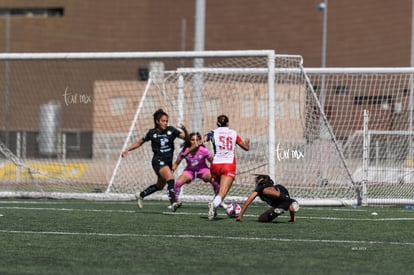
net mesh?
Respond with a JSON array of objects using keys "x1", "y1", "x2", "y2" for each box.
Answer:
[
  {"x1": 109, "y1": 55, "x2": 357, "y2": 204},
  {"x1": 1, "y1": 52, "x2": 413, "y2": 205},
  {"x1": 309, "y1": 71, "x2": 414, "y2": 203}
]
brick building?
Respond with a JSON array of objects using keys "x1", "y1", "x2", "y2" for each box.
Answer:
[
  {"x1": 0, "y1": 0, "x2": 412, "y2": 158},
  {"x1": 0, "y1": 0, "x2": 411, "y2": 66}
]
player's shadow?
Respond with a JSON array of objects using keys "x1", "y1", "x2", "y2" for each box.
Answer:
[{"x1": 199, "y1": 216, "x2": 226, "y2": 221}]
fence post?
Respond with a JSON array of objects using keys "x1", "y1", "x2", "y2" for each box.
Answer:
[{"x1": 362, "y1": 109, "x2": 370, "y2": 206}]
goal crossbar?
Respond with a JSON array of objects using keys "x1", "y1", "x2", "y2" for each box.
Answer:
[{"x1": 0, "y1": 50, "x2": 276, "y2": 61}]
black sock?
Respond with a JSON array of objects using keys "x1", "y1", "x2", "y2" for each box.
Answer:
[
  {"x1": 140, "y1": 184, "x2": 158, "y2": 198},
  {"x1": 268, "y1": 211, "x2": 278, "y2": 220},
  {"x1": 166, "y1": 180, "x2": 176, "y2": 204}
]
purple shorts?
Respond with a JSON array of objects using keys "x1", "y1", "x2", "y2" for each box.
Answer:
[{"x1": 182, "y1": 168, "x2": 210, "y2": 181}]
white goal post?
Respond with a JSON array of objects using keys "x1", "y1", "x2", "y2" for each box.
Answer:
[{"x1": 0, "y1": 51, "x2": 413, "y2": 206}]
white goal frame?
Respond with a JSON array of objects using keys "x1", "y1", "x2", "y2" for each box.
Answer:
[
  {"x1": 0, "y1": 50, "x2": 280, "y2": 200},
  {"x1": 2, "y1": 52, "x2": 412, "y2": 206},
  {"x1": 103, "y1": 54, "x2": 358, "y2": 206}
]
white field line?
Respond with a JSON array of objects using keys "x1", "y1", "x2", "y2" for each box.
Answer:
[
  {"x1": 0, "y1": 206, "x2": 137, "y2": 213},
  {"x1": 1, "y1": 206, "x2": 414, "y2": 246},
  {"x1": 1, "y1": 200, "x2": 411, "y2": 212},
  {"x1": 0, "y1": 200, "x2": 134, "y2": 205},
  {"x1": 1, "y1": 206, "x2": 414, "y2": 221},
  {"x1": 0, "y1": 229, "x2": 414, "y2": 247}
]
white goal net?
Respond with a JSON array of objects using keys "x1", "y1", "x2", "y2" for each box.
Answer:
[
  {"x1": 107, "y1": 55, "x2": 357, "y2": 205},
  {"x1": 1, "y1": 51, "x2": 412, "y2": 205},
  {"x1": 307, "y1": 68, "x2": 414, "y2": 205}
]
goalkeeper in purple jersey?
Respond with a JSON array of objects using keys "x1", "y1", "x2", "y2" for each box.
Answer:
[{"x1": 172, "y1": 132, "x2": 220, "y2": 203}]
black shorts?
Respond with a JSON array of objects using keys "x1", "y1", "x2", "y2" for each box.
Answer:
[
  {"x1": 152, "y1": 158, "x2": 172, "y2": 175},
  {"x1": 273, "y1": 200, "x2": 291, "y2": 211}
]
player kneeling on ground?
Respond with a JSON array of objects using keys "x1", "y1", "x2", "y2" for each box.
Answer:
[{"x1": 236, "y1": 174, "x2": 299, "y2": 223}]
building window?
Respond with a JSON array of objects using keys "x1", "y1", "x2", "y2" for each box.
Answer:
[
  {"x1": 258, "y1": 99, "x2": 267, "y2": 117},
  {"x1": 354, "y1": 95, "x2": 392, "y2": 105},
  {"x1": 403, "y1": 88, "x2": 410, "y2": 97},
  {"x1": 206, "y1": 98, "x2": 219, "y2": 117},
  {"x1": 111, "y1": 97, "x2": 126, "y2": 116},
  {"x1": 275, "y1": 100, "x2": 284, "y2": 117},
  {"x1": 65, "y1": 131, "x2": 81, "y2": 151},
  {"x1": 0, "y1": 8, "x2": 64, "y2": 17},
  {"x1": 335, "y1": 86, "x2": 348, "y2": 95},
  {"x1": 242, "y1": 99, "x2": 252, "y2": 118},
  {"x1": 290, "y1": 101, "x2": 300, "y2": 119}
]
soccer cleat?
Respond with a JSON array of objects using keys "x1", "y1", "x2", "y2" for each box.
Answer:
[
  {"x1": 274, "y1": 208, "x2": 285, "y2": 215},
  {"x1": 208, "y1": 201, "x2": 216, "y2": 221},
  {"x1": 135, "y1": 192, "x2": 143, "y2": 209},
  {"x1": 171, "y1": 201, "x2": 182, "y2": 212}
]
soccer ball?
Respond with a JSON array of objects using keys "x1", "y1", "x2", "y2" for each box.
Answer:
[
  {"x1": 291, "y1": 201, "x2": 300, "y2": 212},
  {"x1": 226, "y1": 202, "x2": 241, "y2": 218}
]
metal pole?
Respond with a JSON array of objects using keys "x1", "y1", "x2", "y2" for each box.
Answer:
[
  {"x1": 267, "y1": 52, "x2": 276, "y2": 180},
  {"x1": 4, "y1": 12, "x2": 10, "y2": 147},
  {"x1": 362, "y1": 110, "x2": 369, "y2": 206},
  {"x1": 16, "y1": 131, "x2": 20, "y2": 181},
  {"x1": 177, "y1": 75, "x2": 185, "y2": 125},
  {"x1": 180, "y1": 18, "x2": 187, "y2": 67},
  {"x1": 192, "y1": 0, "x2": 205, "y2": 132},
  {"x1": 408, "y1": 0, "x2": 414, "y2": 166},
  {"x1": 318, "y1": 0, "x2": 329, "y2": 139},
  {"x1": 194, "y1": 0, "x2": 205, "y2": 52},
  {"x1": 321, "y1": 0, "x2": 327, "y2": 70}
]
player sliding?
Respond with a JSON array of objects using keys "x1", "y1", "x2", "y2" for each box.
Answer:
[
  {"x1": 236, "y1": 174, "x2": 300, "y2": 223},
  {"x1": 121, "y1": 109, "x2": 188, "y2": 212},
  {"x1": 204, "y1": 115, "x2": 250, "y2": 220},
  {"x1": 172, "y1": 132, "x2": 220, "y2": 205}
]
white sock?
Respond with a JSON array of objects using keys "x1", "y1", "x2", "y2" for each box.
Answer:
[{"x1": 213, "y1": 196, "x2": 222, "y2": 208}]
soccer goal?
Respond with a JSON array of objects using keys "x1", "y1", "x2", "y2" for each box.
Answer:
[
  {"x1": 106, "y1": 55, "x2": 358, "y2": 206},
  {"x1": 1, "y1": 51, "x2": 411, "y2": 205},
  {"x1": 306, "y1": 67, "x2": 414, "y2": 205}
]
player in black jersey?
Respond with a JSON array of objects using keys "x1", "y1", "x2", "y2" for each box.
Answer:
[
  {"x1": 121, "y1": 109, "x2": 188, "y2": 212},
  {"x1": 236, "y1": 174, "x2": 300, "y2": 222}
]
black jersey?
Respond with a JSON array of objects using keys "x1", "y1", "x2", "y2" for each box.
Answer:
[
  {"x1": 255, "y1": 183, "x2": 291, "y2": 208},
  {"x1": 142, "y1": 126, "x2": 182, "y2": 164}
]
